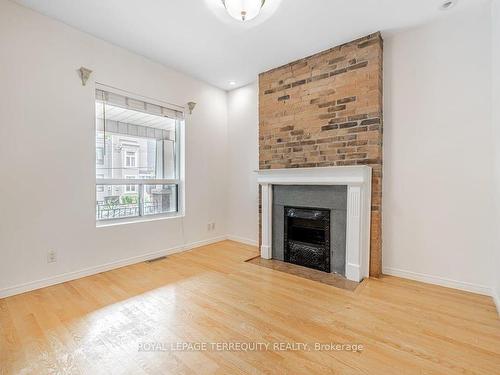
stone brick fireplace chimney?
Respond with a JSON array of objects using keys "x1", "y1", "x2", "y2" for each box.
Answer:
[{"x1": 258, "y1": 32, "x2": 383, "y2": 276}]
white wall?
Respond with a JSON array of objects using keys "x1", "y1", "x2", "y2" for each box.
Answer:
[
  {"x1": 0, "y1": 0, "x2": 228, "y2": 296},
  {"x1": 383, "y1": 3, "x2": 496, "y2": 294},
  {"x1": 226, "y1": 83, "x2": 259, "y2": 245},
  {"x1": 491, "y1": 0, "x2": 500, "y2": 309}
]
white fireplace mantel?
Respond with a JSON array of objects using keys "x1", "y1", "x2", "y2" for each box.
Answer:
[{"x1": 257, "y1": 166, "x2": 372, "y2": 282}]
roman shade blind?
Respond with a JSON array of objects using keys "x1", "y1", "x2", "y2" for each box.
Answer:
[{"x1": 96, "y1": 89, "x2": 184, "y2": 120}]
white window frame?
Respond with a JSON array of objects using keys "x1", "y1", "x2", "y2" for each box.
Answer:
[
  {"x1": 125, "y1": 151, "x2": 137, "y2": 168},
  {"x1": 125, "y1": 175, "x2": 137, "y2": 193},
  {"x1": 95, "y1": 83, "x2": 185, "y2": 226}
]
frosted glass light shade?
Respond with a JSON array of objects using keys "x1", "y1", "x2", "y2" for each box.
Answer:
[{"x1": 222, "y1": 0, "x2": 265, "y2": 22}]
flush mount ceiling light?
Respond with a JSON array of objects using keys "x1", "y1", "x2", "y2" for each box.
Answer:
[{"x1": 222, "y1": 0, "x2": 266, "y2": 22}]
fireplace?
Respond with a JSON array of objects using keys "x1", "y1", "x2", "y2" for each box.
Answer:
[
  {"x1": 284, "y1": 206, "x2": 331, "y2": 272},
  {"x1": 257, "y1": 166, "x2": 372, "y2": 282}
]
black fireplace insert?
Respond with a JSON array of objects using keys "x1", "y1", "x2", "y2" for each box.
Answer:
[{"x1": 284, "y1": 206, "x2": 331, "y2": 272}]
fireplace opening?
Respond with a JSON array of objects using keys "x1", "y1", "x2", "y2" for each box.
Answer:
[{"x1": 284, "y1": 206, "x2": 330, "y2": 272}]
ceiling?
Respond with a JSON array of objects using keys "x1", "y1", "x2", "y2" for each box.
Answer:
[{"x1": 16, "y1": 0, "x2": 485, "y2": 90}]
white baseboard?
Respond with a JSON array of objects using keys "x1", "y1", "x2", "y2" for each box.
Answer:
[
  {"x1": 0, "y1": 236, "x2": 227, "y2": 299},
  {"x1": 383, "y1": 267, "x2": 493, "y2": 296},
  {"x1": 492, "y1": 288, "x2": 500, "y2": 317},
  {"x1": 225, "y1": 234, "x2": 258, "y2": 247}
]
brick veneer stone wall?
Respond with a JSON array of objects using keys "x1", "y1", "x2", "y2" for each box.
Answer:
[{"x1": 258, "y1": 32, "x2": 383, "y2": 277}]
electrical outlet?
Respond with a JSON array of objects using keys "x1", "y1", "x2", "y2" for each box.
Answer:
[
  {"x1": 211, "y1": 223, "x2": 216, "y2": 231},
  {"x1": 207, "y1": 223, "x2": 212, "y2": 231},
  {"x1": 47, "y1": 250, "x2": 57, "y2": 263}
]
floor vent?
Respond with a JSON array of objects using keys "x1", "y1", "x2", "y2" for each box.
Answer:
[{"x1": 146, "y1": 256, "x2": 167, "y2": 263}]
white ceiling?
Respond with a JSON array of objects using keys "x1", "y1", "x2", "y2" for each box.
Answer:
[{"x1": 16, "y1": 0, "x2": 485, "y2": 90}]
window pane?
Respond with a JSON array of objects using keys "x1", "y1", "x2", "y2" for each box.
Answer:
[
  {"x1": 96, "y1": 185, "x2": 139, "y2": 220},
  {"x1": 95, "y1": 89, "x2": 182, "y2": 222},
  {"x1": 143, "y1": 184, "x2": 178, "y2": 216}
]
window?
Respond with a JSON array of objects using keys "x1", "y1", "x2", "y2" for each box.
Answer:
[
  {"x1": 96, "y1": 174, "x2": 105, "y2": 192},
  {"x1": 125, "y1": 175, "x2": 137, "y2": 193},
  {"x1": 125, "y1": 151, "x2": 136, "y2": 167},
  {"x1": 95, "y1": 87, "x2": 183, "y2": 223},
  {"x1": 96, "y1": 147, "x2": 104, "y2": 165}
]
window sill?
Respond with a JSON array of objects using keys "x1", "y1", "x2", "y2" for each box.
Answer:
[{"x1": 96, "y1": 212, "x2": 184, "y2": 228}]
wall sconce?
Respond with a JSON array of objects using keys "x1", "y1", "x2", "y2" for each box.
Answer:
[
  {"x1": 78, "y1": 67, "x2": 92, "y2": 86},
  {"x1": 187, "y1": 101, "x2": 197, "y2": 114}
]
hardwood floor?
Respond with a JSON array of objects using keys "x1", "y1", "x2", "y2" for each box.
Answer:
[{"x1": 1, "y1": 240, "x2": 499, "y2": 374}]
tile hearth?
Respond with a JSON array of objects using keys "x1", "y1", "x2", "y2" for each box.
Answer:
[{"x1": 245, "y1": 256, "x2": 360, "y2": 292}]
